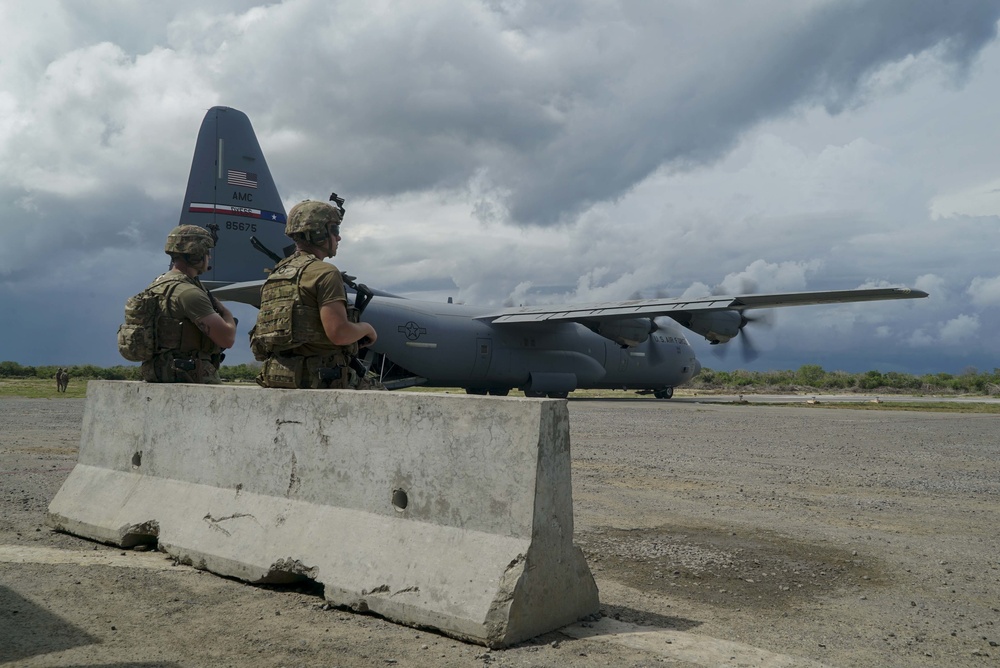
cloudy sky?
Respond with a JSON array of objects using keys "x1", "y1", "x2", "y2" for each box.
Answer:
[{"x1": 4, "y1": 0, "x2": 1000, "y2": 375}]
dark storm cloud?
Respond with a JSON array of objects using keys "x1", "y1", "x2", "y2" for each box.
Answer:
[
  {"x1": 2, "y1": 1, "x2": 999, "y2": 371},
  {"x1": 226, "y1": 1, "x2": 1000, "y2": 225},
  {"x1": 493, "y1": 0, "x2": 1000, "y2": 223}
]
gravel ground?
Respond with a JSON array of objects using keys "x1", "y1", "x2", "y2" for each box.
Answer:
[{"x1": 1, "y1": 395, "x2": 998, "y2": 667}]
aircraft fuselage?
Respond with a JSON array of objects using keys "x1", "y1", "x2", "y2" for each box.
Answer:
[{"x1": 361, "y1": 296, "x2": 700, "y2": 393}]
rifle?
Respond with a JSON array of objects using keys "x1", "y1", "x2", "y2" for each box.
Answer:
[
  {"x1": 251, "y1": 236, "x2": 283, "y2": 264},
  {"x1": 340, "y1": 270, "x2": 376, "y2": 380},
  {"x1": 331, "y1": 190, "x2": 375, "y2": 383},
  {"x1": 325, "y1": 192, "x2": 373, "y2": 315},
  {"x1": 340, "y1": 271, "x2": 373, "y2": 314}
]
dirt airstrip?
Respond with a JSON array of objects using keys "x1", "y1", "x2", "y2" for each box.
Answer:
[{"x1": 1, "y1": 395, "x2": 998, "y2": 667}]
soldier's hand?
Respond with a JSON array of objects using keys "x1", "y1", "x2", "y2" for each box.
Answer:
[
  {"x1": 358, "y1": 326, "x2": 377, "y2": 347},
  {"x1": 212, "y1": 294, "x2": 232, "y2": 316}
]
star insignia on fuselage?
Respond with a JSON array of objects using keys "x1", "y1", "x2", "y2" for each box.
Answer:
[{"x1": 398, "y1": 321, "x2": 427, "y2": 340}]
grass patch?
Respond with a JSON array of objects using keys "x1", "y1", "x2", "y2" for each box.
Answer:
[{"x1": 0, "y1": 378, "x2": 89, "y2": 399}]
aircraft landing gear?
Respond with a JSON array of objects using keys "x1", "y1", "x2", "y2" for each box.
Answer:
[
  {"x1": 653, "y1": 387, "x2": 674, "y2": 400},
  {"x1": 523, "y1": 389, "x2": 568, "y2": 399},
  {"x1": 468, "y1": 388, "x2": 511, "y2": 396}
]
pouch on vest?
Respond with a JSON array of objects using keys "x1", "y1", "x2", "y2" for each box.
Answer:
[
  {"x1": 155, "y1": 315, "x2": 186, "y2": 350},
  {"x1": 304, "y1": 355, "x2": 353, "y2": 389},
  {"x1": 117, "y1": 290, "x2": 159, "y2": 362},
  {"x1": 142, "y1": 351, "x2": 219, "y2": 384},
  {"x1": 252, "y1": 263, "x2": 301, "y2": 355},
  {"x1": 260, "y1": 356, "x2": 304, "y2": 389},
  {"x1": 118, "y1": 275, "x2": 195, "y2": 363},
  {"x1": 248, "y1": 324, "x2": 269, "y2": 361}
]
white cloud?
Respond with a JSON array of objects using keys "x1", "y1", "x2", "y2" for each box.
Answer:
[
  {"x1": 915, "y1": 274, "x2": 947, "y2": 300},
  {"x1": 930, "y1": 179, "x2": 1000, "y2": 219},
  {"x1": 2, "y1": 0, "x2": 1000, "y2": 374},
  {"x1": 967, "y1": 275, "x2": 1000, "y2": 306},
  {"x1": 939, "y1": 314, "x2": 981, "y2": 344},
  {"x1": 908, "y1": 329, "x2": 936, "y2": 347},
  {"x1": 905, "y1": 313, "x2": 981, "y2": 348}
]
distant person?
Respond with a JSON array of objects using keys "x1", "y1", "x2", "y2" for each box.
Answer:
[
  {"x1": 55, "y1": 368, "x2": 65, "y2": 392},
  {"x1": 251, "y1": 199, "x2": 378, "y2": 389},
  {"x1": 131, "y1": 225, "x2": 237, "y2": 383},
  {"x1": 57, "y1": 368, "x2": 68, "y2": 392}
]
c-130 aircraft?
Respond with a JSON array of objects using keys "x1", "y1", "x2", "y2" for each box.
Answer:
[{"x1": 185, "y1": 106, "x2": 928, "y2": 398}]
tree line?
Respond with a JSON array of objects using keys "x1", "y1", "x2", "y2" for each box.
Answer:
[
  {"x1": 0, "y1": 361, "x2": 261, "y2": 383},
  {"x1": 2, "y1": 361, "x2": 999, "y2": 394},
  {"x1": 689, "y1": 364, "x2": 1000, "y2": 394}
]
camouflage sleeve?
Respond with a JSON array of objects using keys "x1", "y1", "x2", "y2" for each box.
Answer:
[{"x1": 173, "y1": 283, "x2": 217, "y2": 321}]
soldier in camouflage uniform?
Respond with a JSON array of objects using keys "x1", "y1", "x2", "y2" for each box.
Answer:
[
  {"x1": 251, "y1": 200, "x2": 378, "y2": 389},
  {"x1": 140, "y1": 225, "x2": 238, "y2": 383}
]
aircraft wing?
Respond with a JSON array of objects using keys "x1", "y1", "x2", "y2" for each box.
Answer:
[
  {"x1": 210, "y1": 279, "x2": 404, "y2": 308},
  {"x1": 210, "y1": 280, "x2": 265, "y2": 307},
  {"x1": 481, "y1": 287, "x2": 928, "y2": 324}
]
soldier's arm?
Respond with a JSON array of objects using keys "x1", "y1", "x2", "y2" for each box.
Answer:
[
  {"x1": 177, "y1": 285, "x2": 237, "y2": 349},
  {"x1": 319, "y1": 301, "x2": 377, "y2": 347},
  {"x1": 195, "y1": 312, "x2": 237, "y2": 349},
  {"x1": 209, "y1": 293, "x2": 236, "y2": 323}
]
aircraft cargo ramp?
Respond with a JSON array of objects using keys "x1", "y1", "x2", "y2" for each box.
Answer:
[{"x1": 47, "y1": 381, "x2": 599, "y2": 647}]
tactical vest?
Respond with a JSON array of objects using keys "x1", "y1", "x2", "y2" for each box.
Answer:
[
  {"x1": 251, "y1": 253, "x2": 360, "y2": 360},
  {"x1": 251, "y1": 253, "x2": 364, "y2": 389},
  {"x1": 119, "y1": 273, "x2": 220, "y2": 363},
  {"x1": 149, "y1": 273, "x2": 222, "y2": 358}
]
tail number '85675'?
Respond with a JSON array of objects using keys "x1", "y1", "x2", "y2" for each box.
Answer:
[{"x1": 226, "y1": 221, "x2": 257, "y2": 233}]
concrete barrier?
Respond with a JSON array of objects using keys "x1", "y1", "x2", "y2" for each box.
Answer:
[{"x1": 47, "y1": 381, "x2": 598, "y2": 647}]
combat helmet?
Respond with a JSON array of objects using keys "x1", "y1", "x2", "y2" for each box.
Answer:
[
  {"x1": 164, "y1": 225, "x2": 214, "y2": 256},
  {"x1": 285, "y1": 200, "x2": 342, "y2": 242}
]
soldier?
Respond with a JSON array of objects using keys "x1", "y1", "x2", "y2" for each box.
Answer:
[
  {"x1": 251, "y1": 200, "x2": 377, "y2": 389},
  {"x1": 138, "y1": 225, "x2": 237, "y2": 383}
]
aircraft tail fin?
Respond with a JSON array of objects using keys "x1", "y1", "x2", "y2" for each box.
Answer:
[{"x1": 177, "y1": 106, "x2": 289, "y2": 288}]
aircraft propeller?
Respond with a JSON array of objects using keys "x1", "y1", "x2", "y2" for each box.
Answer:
[{"x1": 711, "y1": 310, "x2": 774, "y2": 363}]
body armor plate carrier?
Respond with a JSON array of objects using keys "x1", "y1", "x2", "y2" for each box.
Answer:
[
  {"x1": 251, "y1": 253, "x2": 362, "y2": 389},
  {"x1": 119, "y1": 273, "x2": 222, "y2": 383}
]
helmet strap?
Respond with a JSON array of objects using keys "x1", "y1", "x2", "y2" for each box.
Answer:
[
  {"x1": 172, "y1": 253, "x2": 210, "y2": 275},
  {"x1": 300, "y1": 231, "x2": 334, "y2": 258}
]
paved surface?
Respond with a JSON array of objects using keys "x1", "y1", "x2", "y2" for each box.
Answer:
[
  {"x1": 2, "y1": 395, "x2": 999, "y2": 667},
  {"x1": 671, "y1": 393, "x2": 1000, "y2": 404}
]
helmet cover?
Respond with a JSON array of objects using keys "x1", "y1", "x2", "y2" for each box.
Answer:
[
  {"x1": 165, "y1": 225, "x2": 214, "y2": 256},
  {"x1": 285, "y1": 200, "x2": 342, "y2": 238}
]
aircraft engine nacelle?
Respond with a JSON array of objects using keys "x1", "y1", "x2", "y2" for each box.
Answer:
[
  {"x1": 684, "y1": 310, "x2": 743, "y2": 343},
  {"x1": 592, "y1": 318, "x2": 655, "y2": 347}
]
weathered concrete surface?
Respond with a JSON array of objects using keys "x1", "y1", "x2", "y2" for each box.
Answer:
[{"x1": 47, "y1": 381, "x2": 598, "y2": 647}]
